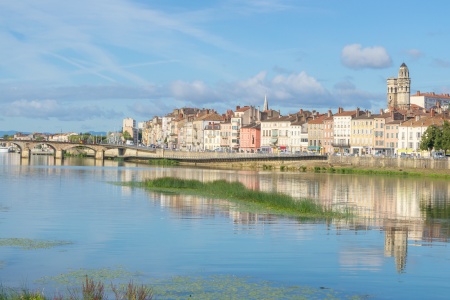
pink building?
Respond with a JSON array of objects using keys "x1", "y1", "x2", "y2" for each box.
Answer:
[{"x1": 239, "y1": 123, "x2": 261, "y2": 153}]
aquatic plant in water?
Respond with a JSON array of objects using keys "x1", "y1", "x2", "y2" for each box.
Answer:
[
  {"x1": 31, "y1": 269, "x2": 366, "y2": 300},
  {"x1": 0, "y1": 238, "x2": 73, "y2": 250},
  {"x1": 140, "y1": 177, "x2": 347, "y2": 219}
]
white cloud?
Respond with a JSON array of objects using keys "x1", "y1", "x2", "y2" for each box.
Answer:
[
  {"x1": 341, "y1": 44, "x2": 392, "y2": 70},
  {"x1": 405, "y1": 49, "x2": 423, "y2": 60}
]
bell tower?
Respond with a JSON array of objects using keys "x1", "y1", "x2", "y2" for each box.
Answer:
[{"x1": 387, "y1": 63, "x2": 411, "y2": 110}]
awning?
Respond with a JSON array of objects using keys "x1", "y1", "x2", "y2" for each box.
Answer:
[
  {"x1": 279, "y1": 146, "x2": 286, "y2": 150},
  {"x1": 308, "y1": 146, "x2": 320, "y2": 151}
]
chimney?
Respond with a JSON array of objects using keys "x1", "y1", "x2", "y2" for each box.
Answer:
[
  {"x1": 316, "y1": 111, "x2": 319, "y2": 116},
  {"x1": 328, "y1": 110, "x2": 332, "y2": 117},
  {"x1": 416, "y1": 91, "x2": 420, "y2": 95},
  {"x1": 380, "y1": 108, "x2": 383, "y2": 114},
  {"x1": 300, "y1": 109, "x2": 303, "y2": 114},
  {"x1": 431, "y1": 109, "x2": 435, "y2": 117},
  {"x1": 236, "y1": 106, "x2": 240, "y2": 110},
  {"x1": 338, "y1": 107, "x2": 343, "y2": 113},
  {"x1": 415, "y1": 115, "x2": 420, "y2": 121},
  {"x1": 391, "y1": 110, "x2": 394, "y2": 118},
  {"x1": 368, "y1": 111, "x2": 371, "y2": 117},
  {"x1": 356, "y1": 107, "x2": 360, "y2": 116}
]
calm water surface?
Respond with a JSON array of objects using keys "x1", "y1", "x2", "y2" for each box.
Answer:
[{"x1": 0, "y1": 153, "x2": 449, "y2": 299}]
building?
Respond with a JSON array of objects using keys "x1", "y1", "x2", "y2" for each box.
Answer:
[
  {"x1": 322, "y1": 111, "x2": 334, "y2": 155},
  {"x1": 410, "y1": 91, "x2": 450, "y2": 111},
  {"x1": 332, "y1": 108, "x2": 363, "y2": 154},
  {"x1": 387, "y1": 63, "x2": 411, "y2": 110},
  {"x1": 203, "y1": 123, "x2": 221, "y2": 151},
  {"x1": 351, "y1": 111, "x2": 374, "y2": 155},
  {"x1": 239, "y1": 123, "x2": 261, "y2": 153},
  {"x1": 122, "y1": 117, "x2": 138, "y2": 144},
  {"x1": 307, "y1": 113, "x2": 326, "y2": 153}
]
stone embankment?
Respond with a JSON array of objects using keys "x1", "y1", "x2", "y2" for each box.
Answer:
[{"x1": 175, "y1": 155, "x2": 450, "y2": 175}]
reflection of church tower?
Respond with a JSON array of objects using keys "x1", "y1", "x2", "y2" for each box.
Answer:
[
  {"x1": 384, "y1": 227, "x2": 408, "y2": 273},
  {"x1": 387, "y1": 63, "x2": 411, "y2": 110},
  {"x1": 263, "y1": 94, "x2": 269, "y2": 111}
]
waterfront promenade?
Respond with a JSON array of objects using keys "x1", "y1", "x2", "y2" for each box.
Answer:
[{"x1": 2, "y1": 139, "x2": 450, "y2": 172}]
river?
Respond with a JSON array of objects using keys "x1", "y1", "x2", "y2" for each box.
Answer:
[{"x1": 0, "y1": 153, "x2": 449, "y2": 299}]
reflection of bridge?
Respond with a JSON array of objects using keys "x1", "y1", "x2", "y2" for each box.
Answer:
[{"x1": 1, "y1": 140, "x2": 328, "y2": 162}]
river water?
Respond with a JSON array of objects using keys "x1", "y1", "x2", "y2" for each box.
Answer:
[{"x1": 0, "y1": 153, "x2": 449, "y2": 299}]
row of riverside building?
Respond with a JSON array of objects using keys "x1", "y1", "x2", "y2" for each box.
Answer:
[{"x1": 132, "y1": 63, "x2": 450, "y2": 157}]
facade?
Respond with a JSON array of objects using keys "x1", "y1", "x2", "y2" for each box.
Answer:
[
  {"x1": 219, "y1": 122, "x2": 232, "y2": 150},
  {"x1": 239, "y1": 123, "x2": 261, "y2": 153},
  {"x1": 322, "y1": 111, "x2": 334, "y2": 155},
  {"x1": 260, "y1": 116, "x2": 295, "y2": 152},
  {"x1": 385, "y1": 120, "x2": 401, "y2": 155},
  {"x1": 290, "y1": 119, "x2": 308, "y2": 153},
  {"x1": 387, "y1": 63, "x2": 411, "y2": 110},
  {"x1": 351, "y1": 111, "x2": 374, "y2": 155},
  {"x1": 193, "y1": 111, "x2": 222, "y2": 151},
  {"x1": 332, "y1": 108, "x2": 362, "y2": 154},
  {"x1": 410, "y1": 91, "x2": 450, "y2": 111},
  {"x1": 307, "y1": 114, "x2": 326, "y2": 153},
  {"x1": 122, "y1": 117, "x2": 138, "y2": 144},
  {"x1": 203, "y1": 123, "x2": 221, "y2": 151}
]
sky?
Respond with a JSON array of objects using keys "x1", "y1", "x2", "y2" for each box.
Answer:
[{"x1": 1, "y1": 0, "x2": 450, "y2": 133}]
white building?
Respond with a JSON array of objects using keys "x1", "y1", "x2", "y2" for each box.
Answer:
[{"x1": 410, "y1": 91, "x2": 450, "y2": 111}]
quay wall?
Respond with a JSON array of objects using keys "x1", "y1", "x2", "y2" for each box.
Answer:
[{"x1": 328, "y1": 156, "x2": 450, "y2": 172}]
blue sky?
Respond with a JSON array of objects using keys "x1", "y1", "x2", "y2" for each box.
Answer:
[{"x1": 1, "y1": 0, "x2": 449, "y2": 133}]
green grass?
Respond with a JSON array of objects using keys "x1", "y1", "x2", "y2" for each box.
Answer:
[
  {"x1": 139, "y1": 177, "x2": 347, "y2": 219},
  {"x1": 312, "y1": 166, "x2": 450, "y2": 178},
  {"x1": 147, "y1": 158, "x2": 179, "y2": 166},
  {"x1": 0, "y1": 275, "x2": 153, "y2": 300}
]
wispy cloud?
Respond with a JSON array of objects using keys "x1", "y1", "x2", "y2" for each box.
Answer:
[
  {"x1": 3, "y1": 99, "x2": 122, "y2": 121},
  {"x1": 432, "y1": 58, "x2": 450, "y2": 68},
  {"x1": 341, "y1": 44, "x2": 392, "y2": 70}
]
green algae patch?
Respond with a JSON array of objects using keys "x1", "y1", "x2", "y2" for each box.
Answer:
[
  {"x1": 36, "y1": 266, "x2": 144, "y2": 285},
  {"x1": 150, "y1": 274, "x2": 368, "y2": 300},
  {"x1": 0, "y1": 238, "x2": 73, "y2": 250},
  {"x1": 34, "y1": 270, "x2": 368, "y2": 300},
  {"x1": 133, "y1": 177, "x2": 350, "y2": 219}
]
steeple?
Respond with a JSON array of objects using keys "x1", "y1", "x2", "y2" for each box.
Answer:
[{"x1": 263, "y1": 94, "x2": 268, "y2": 111}]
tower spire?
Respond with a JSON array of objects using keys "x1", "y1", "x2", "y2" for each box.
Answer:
[{"x1": 263, "y1": 94, "x2": 268, "y2": 111}]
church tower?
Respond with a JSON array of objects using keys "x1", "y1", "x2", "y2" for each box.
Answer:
[
  {"x1": 387, "y1": 63, "x2": 411, "y2": 110},
  {"x1": 263, "y1": 94, "x2": 268, "y2": 111},
  {"x1": 397, "y1": 63, "x2": 411, "y2": 109}
]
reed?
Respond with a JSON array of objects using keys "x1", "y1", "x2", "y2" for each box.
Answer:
[
  {"x1": 0, "y1": 277, "x2": 153, "y2": 300},
  {"x1": 144, "y1": 177, "x2": 346, "y2": 218},
  {"x1": 147, "y1": 159, "x2": 178, "y2": 166}
]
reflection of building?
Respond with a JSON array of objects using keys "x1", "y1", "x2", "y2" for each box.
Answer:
[{"x1": 384, "y1": 227, "x2": 408, "y2": 273}]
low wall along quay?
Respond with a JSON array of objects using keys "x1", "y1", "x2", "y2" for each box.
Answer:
[{"x1": 328, "y1": 155, "x2": 450, "y2": 172}]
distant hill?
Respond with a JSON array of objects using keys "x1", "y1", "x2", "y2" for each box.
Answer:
[
  {"x1": 0, "y1": 130, "x2": 107, "y2": 137},
  {"x1": 0, "y1": 130, "x2": 21, "y2": 136}
]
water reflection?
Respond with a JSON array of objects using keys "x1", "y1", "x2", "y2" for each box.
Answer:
[{"x1": 2, "y1": 154, "x2": 449, "y2": 277}]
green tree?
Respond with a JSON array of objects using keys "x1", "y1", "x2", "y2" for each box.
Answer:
[
  {"x1": 420, "y1": 125, "x2": 440, "y2": 151},
  {"x1": 440, "y1": 121, "x2": 450, "y2": 154},
  {"x1": 123, "y1": 130, "x2": 132, "y2": 141}
]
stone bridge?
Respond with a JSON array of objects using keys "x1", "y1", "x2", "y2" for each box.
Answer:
[
  {"x1": 2, "y1": 140, "x2": 157, "y2": 160},
  {"x1": 1, "y1": 140, "x2": 329, "y2": 163}
]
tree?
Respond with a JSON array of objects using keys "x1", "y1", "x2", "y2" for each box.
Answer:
[
  {"x1": 123, "y1": 130, "x2": 132, "y2": 141},
  {"x1": 440, "y1": 121, "x2": 450, "y2": 154},
  {"x1": 420, "y1": 125, "x2": 439, "y2": 151}
]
